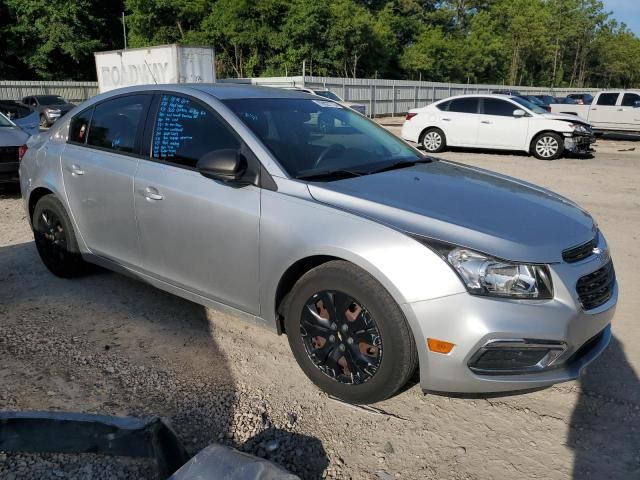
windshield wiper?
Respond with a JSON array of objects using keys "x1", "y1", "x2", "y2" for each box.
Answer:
[
  {"x1": 295, "y1": 169, "x2": 363, "y2": 181},
  {"x1": 365, "y1": 157, "x2": 433, "y2": 175}
]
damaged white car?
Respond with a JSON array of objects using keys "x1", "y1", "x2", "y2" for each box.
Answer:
[{"x1": 402, "y1": 94, "x2": 594, "y2": 160}]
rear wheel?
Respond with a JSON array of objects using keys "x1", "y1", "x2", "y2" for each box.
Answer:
[
  {"x1": 532, "y1": 132, "x2": 564, "y2": 160},
  {"x1": 32, "y1": 194, "x2": 88, "y2": 277},
  {"x1": 421, "y1": 128, "x2": 446, "y2": 153},
  {"x1": 284, "y1": 261, "x2": 417, "y2": 404}
]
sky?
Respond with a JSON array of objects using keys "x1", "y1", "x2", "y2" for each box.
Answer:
[{"x1": 603, "y1": 0, "x2": 640, "y2": 36}]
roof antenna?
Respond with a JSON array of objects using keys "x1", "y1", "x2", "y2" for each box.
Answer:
[{"x1": 144, "y1": 59, "x2": 158, "y2": 84}]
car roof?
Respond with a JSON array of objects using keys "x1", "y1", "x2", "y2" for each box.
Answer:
[
  {"x1": 100, "y1": 83, "x2": 317, "y2": 100},
  {"x1": 435, "y1": 93, "x2": 521, "y2": 101}
]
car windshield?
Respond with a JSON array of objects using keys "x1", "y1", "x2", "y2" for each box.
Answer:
[
  {"x1": 224, "y1": 98, "x2": 422, "y2": 179},
  {"x1": 512, "y1": 96, "x2": 548, "y2": 115},
  {"x1": 0, "y1": 113, "x2": 14, "y2": 127},
  {"x1": 37, "y1": 95, "x2": 66, "y2": 105},
  {"x1": 315, "y1": 91, "x2": 342, "y2": 102}
]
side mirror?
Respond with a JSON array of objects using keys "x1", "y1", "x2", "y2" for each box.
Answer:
[
  {"x1": 197, "y1": 149, "x2": 247, "y2": 183},
  {"x1": 513, "y1": 109, "x2": 527, "y2": 118},
  {"x1": 634, "y1": 100, "x2": 640, "y2": 108}
]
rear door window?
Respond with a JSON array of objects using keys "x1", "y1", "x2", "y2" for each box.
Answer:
[
  {"x1": 151, "y1": 94, "x2": 240, "y2": 169},
  {"x1": 448, "y1": 98, "x2": 479, "y2": 114},
  {"x1": 621, "y1": 93, "x2": 640, "y2": 107},
  {"x1": 86, "y1": 95, "x2": 150, "y2": 154},
  {"x1": 596, "y1": 93, "x2": 620, "y2": 106}
]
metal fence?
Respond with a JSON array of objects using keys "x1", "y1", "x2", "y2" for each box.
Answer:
[
  {"x1": 0, "y1": 81, "x2": 99, "y2": 103},
  {"x1": 219, "y1": 76, "x2": 601, "y2": 117},
  {"x1": 1, "y1": 77, "x2": 601, "y2": 116}
]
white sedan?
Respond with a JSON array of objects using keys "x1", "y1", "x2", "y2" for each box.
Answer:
[{"x1": 401, "y1": 94, "x2": 594, "y2": 160}]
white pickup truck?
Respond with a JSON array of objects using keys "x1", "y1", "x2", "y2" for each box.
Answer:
[{"x1": 550, "y1": 90, "x2": 640, "y2": 134}]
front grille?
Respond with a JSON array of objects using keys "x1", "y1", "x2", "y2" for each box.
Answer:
[
  {"x1": 576, "y1": 260, "x2": 615, "y2": 310},
  {"x1": 563, "y1": 237, "x2": 598, "y2": 263},
  {"x1": 0, "y1": 146, "x2": 19, "y2": 164}
]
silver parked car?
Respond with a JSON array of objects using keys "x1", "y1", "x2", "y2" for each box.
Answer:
[
  {"x1": 1, "y1": 112, "x2": 30, "y2": 184},
  {"x1": 20, "y1": 85, "x2": 617, "y2": 404}
]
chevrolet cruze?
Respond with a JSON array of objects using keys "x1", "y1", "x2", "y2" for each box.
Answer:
[{"x1": 19, "y1": 85, "x2": 617, "y2": 404}]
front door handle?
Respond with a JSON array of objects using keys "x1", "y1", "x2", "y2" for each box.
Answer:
[
  {"x1": 143, "y1": 186, "x2": 163, "y2": 201},
  {"x1": 70, "y1": 164, "x2": 84, "y2": 176},
  {"x1": 481, "y1": 120, "x2": 492, "y2": 124}
]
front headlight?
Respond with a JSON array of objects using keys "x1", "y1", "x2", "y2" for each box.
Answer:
[
  {"x1": 416, "y1": 238, "x2": 554, "y2": 299},
  {"x1": 46, "y1": 108, "x2": 61, "y2": 115},
  {"x1": 569, "y1": 123, "x2": 590, "y2": 134},
  {"x1": 446, "y1": 248, "x2": 553, "y2": 299}
]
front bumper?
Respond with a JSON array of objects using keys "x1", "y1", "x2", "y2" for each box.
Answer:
[
  {"x1": 563, "y1": 133, "x2": 595, "y2": 153},
  {"x1": 402, "y1": 238, "x2": 617, "y2": 394}
]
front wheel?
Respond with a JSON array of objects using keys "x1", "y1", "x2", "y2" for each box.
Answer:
[
  {"x1": 421, "y1": 128, "x2": 447, "y2": 153},
  {"x1": 532, "y1": 132, "x2": 564, "y2": 160},
  {"x1": 39, "y1": 114, "x2": 48, "y2": 128},
  {"x1": 284, "y1": 261, "x2": 417, "y2": 404}
]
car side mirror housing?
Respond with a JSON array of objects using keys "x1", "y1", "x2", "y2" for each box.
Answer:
[
  {"x1": 634, "y1": 100, "x2": 640, "y2": 108},
  {"x1": 197, "y1": 149, "x2": 247, "y2": 183},
  {"x1": 513, "y1": 109, "x2": 527, "y2": 118}
]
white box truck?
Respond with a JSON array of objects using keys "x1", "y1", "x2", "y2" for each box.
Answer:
[{"x1": 94, "y1": 44, "x2": 215, "y2": 93}]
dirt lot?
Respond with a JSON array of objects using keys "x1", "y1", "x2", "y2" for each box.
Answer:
[{"x1": 0, "y1": 122, "x2": 639, "y2": 480}]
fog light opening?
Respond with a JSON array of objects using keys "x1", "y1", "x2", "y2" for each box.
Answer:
[{"x1": 468, "y1": 339, "x2": 567, "y2": 375}]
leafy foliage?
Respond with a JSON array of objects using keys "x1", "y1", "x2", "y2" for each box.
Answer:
[{"x1": 1, "y1": 0, "x2": 640, "y2": 87}]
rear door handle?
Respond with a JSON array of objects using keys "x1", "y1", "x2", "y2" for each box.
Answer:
[
  {"x1": 441, "y1": 117, "x2": 451, "y2": 122},
  {"x1": 481, "y1": 120, "x2": 492, "y2": 124},
  {"x1": 143, "y1": 186, "x2": 163, "y2": 201},
  {"x1": 70, "y1": 164, "x2": 84, "y2": 176}
]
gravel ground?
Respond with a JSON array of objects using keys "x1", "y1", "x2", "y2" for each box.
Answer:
[{"x1": 0, "y1": 123, "x2": 639, "y2": 479}]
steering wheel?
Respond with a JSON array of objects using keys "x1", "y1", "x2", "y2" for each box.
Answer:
[{"x1": 314, "y1": 144, "x2": 345, "y2": 169}]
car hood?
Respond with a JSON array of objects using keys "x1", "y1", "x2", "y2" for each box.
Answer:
[
  {"x1": 307, "y1": 160, "x2": 596, "y2": 263},
  {"x1": 542, "y1": 112, "x2": 590, "y2": 125},
  {"x1": 0, "y1": 126, "x2": 30, "y2": 146}
]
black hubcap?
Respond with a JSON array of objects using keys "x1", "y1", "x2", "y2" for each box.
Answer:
[
  {"x1": 300, "y1": 290, "x2": 383, "y2": 385},
  {"x1": 35, "y1": 209, "x2": 67, "y2": 265}
]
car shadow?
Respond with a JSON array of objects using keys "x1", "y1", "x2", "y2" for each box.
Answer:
[
  {"x1": 569, "y1": 335, "x2": 640, "y2": 479},
  {"x1": 0, "y1": 240, "x2": 328, "y2": 479}
]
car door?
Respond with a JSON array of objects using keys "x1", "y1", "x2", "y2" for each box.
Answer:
[
  {"x1": 588, "y1": 92, "x2": 621, "y2": 128},
  {"x1": 134, "y1": 92, "x2": 261, "y2": 315},
  {"x1": 61, "y1": 93, "x2": 151, "y2": 267},
  {"x1": 439, "y1": 97, "x2": 480, "y2": 146},
  {"x1": 617, "y1": 93, "x2": 640, "y2": 130},
  {"x1": 477, "y1": 98, "x2": 530, "y2": 149}
]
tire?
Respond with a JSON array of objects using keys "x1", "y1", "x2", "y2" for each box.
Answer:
[
  {"x1": 532, "y1": 132, "x2": 564, "y2": 160},
  {"x1": 284, "y1": 260, "x2": 418, "y2": 404},
  {"x1": 32, "y1": 194, "x2": 88, "y2": 277},
  {"x1": 421, "y1": 128, "x2": 446, "y2": 153},
  {"x1": 39, "y1": 114, "x2": 48, "y2": 128}
]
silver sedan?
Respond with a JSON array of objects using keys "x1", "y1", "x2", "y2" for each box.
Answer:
[{"x1": 19, "y1": 85, "x2": 617, "y2": 403}]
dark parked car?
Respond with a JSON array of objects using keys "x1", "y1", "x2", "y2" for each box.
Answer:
[
  {"x1": 491, "y1": 89, "x2": 522, "y2": 95},
  {"x1": 533, "y1": 95, "x2": 558, "y2": 105},
  {"x1": 22, "y1": 95, "x2": 75, "y2": 128},
  {"x1": 566, "y1": 93, "x2": 594, "y2": 105},
  {"x1": 519, "y1": 95, "x2": 551, "y2": 111},
  {"x1": 555, "y1": 97, "x2": 580, "y2": 104}
]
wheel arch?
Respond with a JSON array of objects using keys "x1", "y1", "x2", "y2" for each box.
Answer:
[
  {"x1": 274, "y1": 254, "x2": 348, "y2": 335},
  {"x1": 418, "y1": 125, "x2": 444, "y2": 144},
  {"x1": 529, "y1": 129, "x2": 564, "y2": 154},
  {"x1": 28, "y1": 186, "x2": 55, "y2": 222}
]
